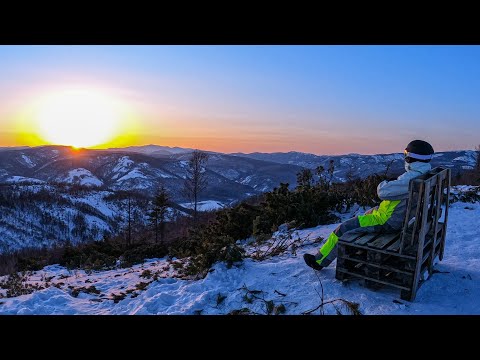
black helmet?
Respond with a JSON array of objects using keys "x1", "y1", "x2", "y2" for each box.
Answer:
[{"x1": 404, "y1": 140, "x2": 434, "y2": 163}]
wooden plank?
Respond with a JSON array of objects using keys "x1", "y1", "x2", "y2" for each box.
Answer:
[
  {"x1": 368, "y1": 232, "x2": 401, "y2": 249},
  {"x1": 423, "y1": 222, "x2": 443, "y2": 245},
  {"x1": 406, "y1": 180, "x2": 424, "y2": 249},
  {"x1": 340, "y1": 254, "x2": 413, "y2": 275},
  {"x1": 339, "y1": 232, "x2": 365, "y2": 243},
  {"x1": 336, "y1": 268, "x2": 411, "y2": 291},
  {"x1": 423, "y1": 219, "x2": 434, "y2": 236},
  {"x1": 410, "y1": 180, "x2": 431, "y2": 300},
  {"x1": 399, "y1": 181, "x2": 415, "y2": 255},
  {"x1": 365, "y1": 249, "x2": 381, "y2": 283},
  {"x1": 410, "y1": 181, "x2": 425, "y2": 247},
  {"x1": 336, "y1": 244, "x2": 346, "y2": 274},
  {"x1": 422, "y1": 246, "x2": 439, "y2": 265},
  {"x1": 428, "y1": 177, "x2": 443, "y2": 274},
  {"x1": 340, "y1": 241, "x2": 416, "y2": 259},
  {"x1": 425, "y1": 175, "x2": 438, "y2": 188},
  {"x1": 436, "y1": 169, "x2": 447, "y2": 182},
  {"x1": 387, "y1": 239, "x2": 401, "y2": 252},
  {"x1": 440, "y1": 169, "x2": 451, "y2": 261},
  {"x1": 354, "y1": 233, "x2": 380, "y2": 246}
]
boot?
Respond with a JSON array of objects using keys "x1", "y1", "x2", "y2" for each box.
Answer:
[{"x1": 303, "y1": 253, "x2": 324, "y2": 271}]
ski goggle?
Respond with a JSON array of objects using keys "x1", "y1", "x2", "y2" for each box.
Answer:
[{"x1": 404, "y1": 149, "x2": 433, "y2": 161}]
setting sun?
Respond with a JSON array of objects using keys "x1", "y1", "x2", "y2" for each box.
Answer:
[{"x1": 34, "y1": 88, "x2": 123, "y2": 148}]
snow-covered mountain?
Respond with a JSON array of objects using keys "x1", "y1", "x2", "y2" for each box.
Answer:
[
  {"x1": 231, "y1": 150, "x2": 478, "y2": 182},
  {"x1": 2, "y1": 146, "x2": 476, "y2": 197},
  {"x1": 1, "y1": 186, "x2": 478, "y2": 315},
  {"x1": 0, "y1": 146, "x2": 303, "y2": 202}
]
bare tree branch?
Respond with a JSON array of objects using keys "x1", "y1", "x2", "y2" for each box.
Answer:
[{"x1": 183, "y1": 150, "x2": 209, "y2": 226}]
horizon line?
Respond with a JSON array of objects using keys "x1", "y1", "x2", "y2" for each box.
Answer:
[{"x1": 0, "y1": 143, "x2": 475, "y2": 158}]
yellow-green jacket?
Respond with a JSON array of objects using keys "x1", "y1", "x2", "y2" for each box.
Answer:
[{"x1": 358, "y1": 161, "x2": 432, "y2": 230}]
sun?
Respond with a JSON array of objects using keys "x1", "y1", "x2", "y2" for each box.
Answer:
[{"x1": 34, "y1": 88, "x2": 122, "y2": 148}]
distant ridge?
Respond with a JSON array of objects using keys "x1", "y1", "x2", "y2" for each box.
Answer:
[{"x1": 106, "y1": 144, "x2": 195, "y2": 156}]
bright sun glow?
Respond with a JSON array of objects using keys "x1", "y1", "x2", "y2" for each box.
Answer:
[{"x1": 34, "y1": 88, "x2": 123, "y2": 148}]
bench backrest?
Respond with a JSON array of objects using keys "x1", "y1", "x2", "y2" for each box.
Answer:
[{"x1": 399, "y1": 166, "x2": 451, "y2": 255}]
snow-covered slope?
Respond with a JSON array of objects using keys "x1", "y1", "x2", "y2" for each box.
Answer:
[
  {"x1": 179, "y1": 200, "x2": 225, "y2": 211},
  {"x1": 0, "y1": 185, "x2": 148, "y2": 252},
  {"x1": 4, "y1": 176, "x2": 45, "y2": 184},
  {"x1": 1, "y1": 187, "x2": 479, "y2": 315},
  {"x1": 62, "y1": 168, "x2": 103, "y2": 187}
]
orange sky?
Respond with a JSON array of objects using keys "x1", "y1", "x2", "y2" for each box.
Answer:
[{"x1": 1, "y1": 45, "x2": 479, "y2": 155}]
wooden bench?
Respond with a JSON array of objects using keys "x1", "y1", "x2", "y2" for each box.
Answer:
[{"x1": 335, "y1": 166, "x2": 451, "y2": 301}]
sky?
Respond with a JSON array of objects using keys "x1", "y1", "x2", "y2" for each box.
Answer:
[{"x1": 0, "y1": 45, "x2": 479, "y2": 155}]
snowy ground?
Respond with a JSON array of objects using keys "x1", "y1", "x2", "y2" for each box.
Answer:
[
  {"x1": 179, "y1": 200, "x2": 225, "y2": 212},
  {"x1": 0, "y1": 191, "x2": 479, "y2": 315}
]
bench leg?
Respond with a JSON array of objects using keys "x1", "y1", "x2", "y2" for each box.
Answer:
[
  {"x1": 400, "y1": 289, "x2": 413, "y2": 301},
  {"x1": 335, "y1": 244, "x2": 348, "y2": 281},
  {"x1": 335, "y1": 271, "x2": 347, "y2": 281}
]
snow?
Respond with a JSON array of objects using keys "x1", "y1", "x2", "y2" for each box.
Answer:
[
  {"x1": 450, "y1": 185, "x2": 477, "y2": 194},
  {"x1": 453, "y1": 152, "x2": 477, "y2": 166},
  {"x1": 340, "y1": 158, "x2": 353, "y2": 166},
  {"x1": 5, "y1": 176, "x2": 45, "y2": 184},
  {"x1": 155, "y1": 169, "x2": 174, "y2": 179},
  {"x1": 21, "y1": 155, "x2": 36, "y2": 168},
  {"x1": 63, "y1": 168, "x2": 103, "y2": 187},
  {"x1": 0, "y1": 184, "x2": 153, "y2": 252},
  {"x1": 1, "y1": 187, "x2": 480, "y2": 315},
  {"x1": 112, "y1": 156, "x2": 134, "y2": 174},
  {"x1": 72, "y1": 192, "x2": 117, "y2": 218},
  {"x1": 168, "y1": 147, "x2": 192, "y2": 155},
  {"x1": 384, "y1": 153, "x2": 404, "y2": 161},
  {"x1": 217, "y1": 169, "x2": 240, "y2": 180},
  {"x1": 371, "y1": 153, "x2": 404, "y2": 163},
  {"x1": 241, "y1": 175, "x2": 254, "y2": 185},
  {"x1": 180, "y1": 200, "x2": 225, "y2": 211},
  {"x1": 116, "y1": 169, "x2": 148, "y2": 182}
]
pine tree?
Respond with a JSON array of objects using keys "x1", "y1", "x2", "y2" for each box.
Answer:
[
  {"x1": 327, "y1": 159, "x2": 335, "y2": 190},
  {"x1": 296, "y1": 169, "x2": 313, "y2": 189},
  {"x1": 149, "y1": 185, "x2": 170, "y2": 244}
]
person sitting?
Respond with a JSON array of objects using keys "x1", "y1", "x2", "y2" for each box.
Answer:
[{"x1": 303, "y1": 139, "x2": 435, "y2": 271}]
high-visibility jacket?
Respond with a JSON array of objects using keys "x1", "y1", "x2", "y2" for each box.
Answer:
[{"x1": 358, "y1": 161, "x2": 432, "y2": 230}]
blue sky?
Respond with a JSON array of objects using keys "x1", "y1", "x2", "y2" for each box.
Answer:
[{"x1": 0, "y1": 45, "x2": 479, "y2": 154}]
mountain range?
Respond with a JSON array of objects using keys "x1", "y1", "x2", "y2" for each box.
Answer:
[
  {"x1": 0, "y1": 144, "x2": 476, "y2": 252},
  {"x1": 1, "y1": 145, "x2": 476, "y2": 198}
]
